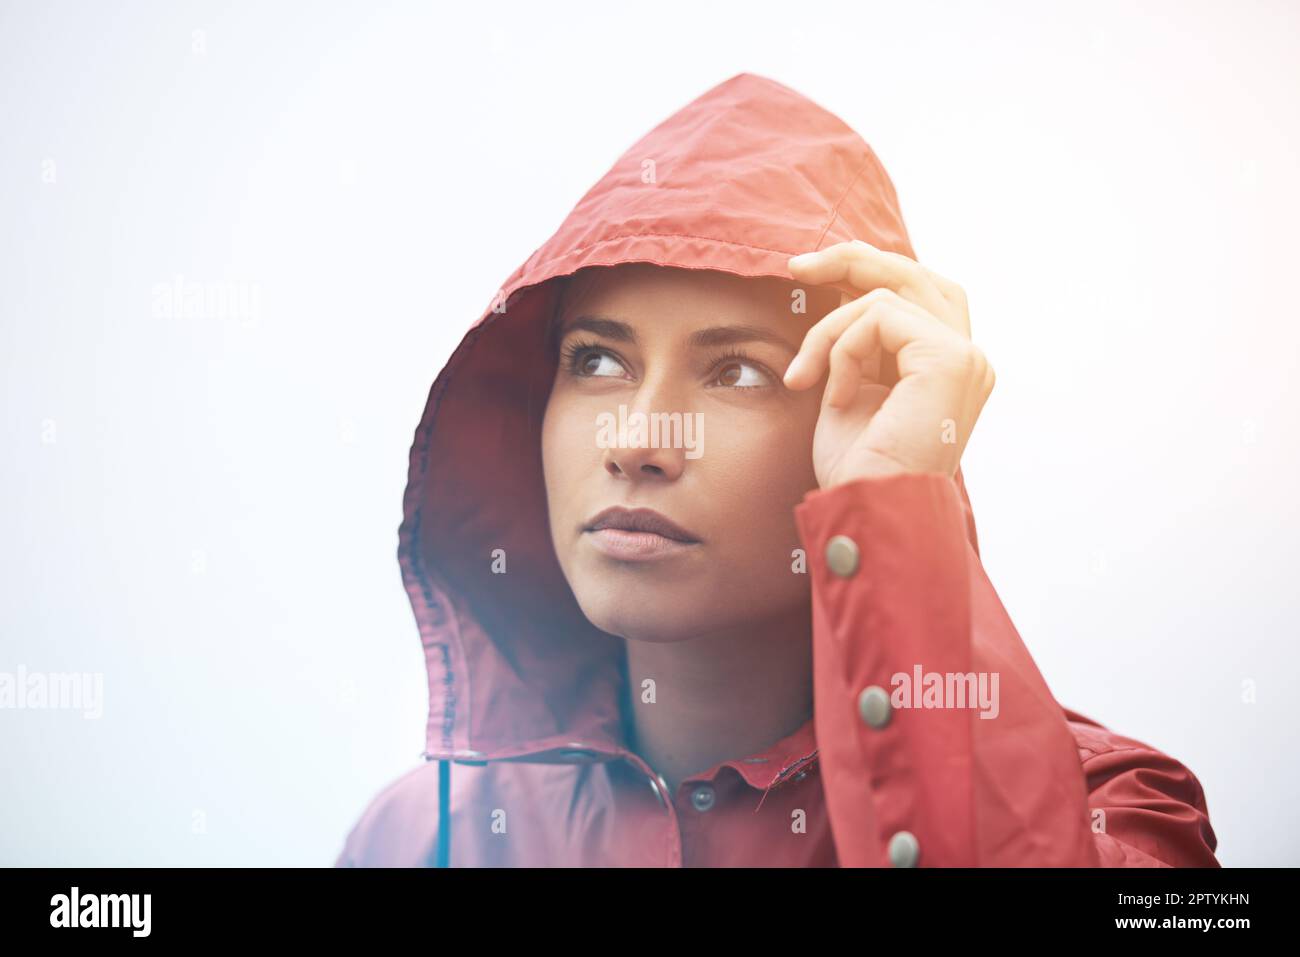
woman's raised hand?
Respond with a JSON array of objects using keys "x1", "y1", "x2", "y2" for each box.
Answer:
[{"x1": 783, "y1": 240, "x2": 995, "y2": 489}]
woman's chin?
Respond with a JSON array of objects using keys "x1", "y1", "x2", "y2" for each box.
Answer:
[{"x1": 574, "y1": 593, "x2": 716, "y2": 645}]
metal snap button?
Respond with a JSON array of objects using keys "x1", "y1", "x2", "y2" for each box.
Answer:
[
  {"x1": 648, "y1": 773, "x2": 671, "y2": 808},
  {"x1": 888, "y1": 830, "x2": 920, "y2": 867},
  {"x1": 826, "y1": 535, "x2": 860, "y2": 577},
  {"x1": 690, "y1": 784, "x2": 715, "y2": 812},
  {"x1": 857, "y1": 685, "x2": 892, "y2": 729}
]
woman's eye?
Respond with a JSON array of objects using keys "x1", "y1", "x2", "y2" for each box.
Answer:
[
  {"x1": 572, "y1": 349, "x2": 626, "y2": 378},
  {"x1": 564, "y1": 343, "x2": 769, "y2": 390},
  {"x1": 714, "y1": 358, "x2": 770, "y2": 389}
]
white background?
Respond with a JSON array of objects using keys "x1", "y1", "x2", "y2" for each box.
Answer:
[{"x1": 1, "y1": 0, "x2": 1295, "y2": 866}]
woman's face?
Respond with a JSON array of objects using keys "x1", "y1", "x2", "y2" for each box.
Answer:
[{"x1": 541, "y1": 262, "x2": 840, "y2": 643}]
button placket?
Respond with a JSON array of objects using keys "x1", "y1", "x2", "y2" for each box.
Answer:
[{"x1": 617, "y1": 753, "x2": 683, "y2": 866}]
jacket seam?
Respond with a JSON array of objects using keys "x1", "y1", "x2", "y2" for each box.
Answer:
[
  {"x1": 1078, "y1": 744, "x2": 1163, "y2": 763},
  {"x1": 813, "y1": 153, "x2": 873, "y2": 251}
]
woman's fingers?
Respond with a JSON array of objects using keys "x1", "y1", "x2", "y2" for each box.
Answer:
[
  {"x1": 788, "y1": 240, "x2": 949, "y2": 322},
  {"x1": 783, "y1": 287, "x2": 942, "y2": 392},
  {"x1": 822, "y1": 295, "x2": 957, "y2": 407},
  {"x1": 789, "y1": 240, "x2": 971, "y2": 338}
]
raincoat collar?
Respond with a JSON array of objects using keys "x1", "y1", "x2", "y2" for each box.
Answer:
[{"x1": 399, "y1": 72, "x2": 980, "y2": 782}]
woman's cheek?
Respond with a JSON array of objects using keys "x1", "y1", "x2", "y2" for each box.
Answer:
[
  {"x1": 706, "y1": 413, "x2": 814, "y2": 571},
  {"x1": 541, "y1": 392, "x2": 584, "y2": 548}
]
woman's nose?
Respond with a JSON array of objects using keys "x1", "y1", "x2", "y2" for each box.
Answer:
[
  {"x1": 603, "y1": 437, "x2": 686, "y2": 481},
  {"x1": 600, "y1": 378, "x2": 692, "y2": 481}
]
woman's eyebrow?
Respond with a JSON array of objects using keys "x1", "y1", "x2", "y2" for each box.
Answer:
[
  {"x1": 563, "y1": 314, "x2": 637, "y2": 343},
  {"x1": 689, "y1": 324, "x2": 798, "y2": 356},
  {"x1": 562, "y1": 314, "x2": 799, "y2": 355}
]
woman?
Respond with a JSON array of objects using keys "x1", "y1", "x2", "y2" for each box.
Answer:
[{"x1": 335, "y1": 72, "x2": 1218, "y2": 867}]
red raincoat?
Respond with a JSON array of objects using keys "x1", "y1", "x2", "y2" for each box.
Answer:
[{"x1": 335, "y1": 72, "x2": 1219, "y2": 867}]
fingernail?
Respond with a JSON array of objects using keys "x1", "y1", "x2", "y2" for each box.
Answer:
[
  {"x1": 784, "y1": 354, "x2": 806, "y2": 382},
  {"x1": 788, "y1": 252, "x2": 815, "y2": 268}
]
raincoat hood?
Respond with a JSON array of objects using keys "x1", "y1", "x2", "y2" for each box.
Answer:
[{"x1": 402, "y1": 70, "x2": 980, "y2": 766}]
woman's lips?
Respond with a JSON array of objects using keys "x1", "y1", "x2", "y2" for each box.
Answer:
[{"x1": 584, "y1": 528, "x2": 701, "y2": 562}]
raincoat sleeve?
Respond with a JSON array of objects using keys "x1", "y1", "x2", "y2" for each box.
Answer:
[{"x1": 793, "y1": 471, "x2": 1219, "y2": 867}]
